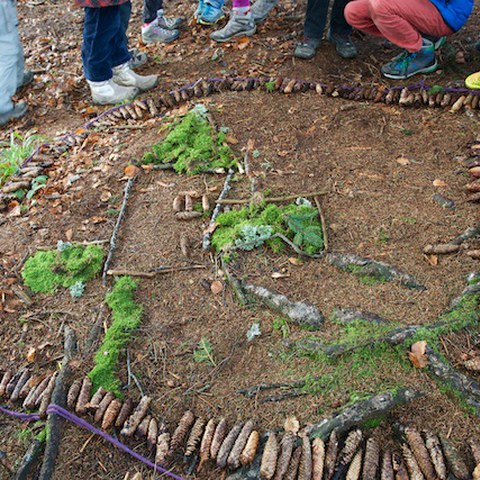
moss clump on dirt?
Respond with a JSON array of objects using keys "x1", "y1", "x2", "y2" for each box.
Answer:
[
  {"x1": 22, "y1": 244, "x2": 104, "y2": 294},
  {"x1": 345, "y1": 264, "x2": 386, "y2": 285},
  {"x1": 142, "y1": 106, "x2": 237, "y2": 175},
  {"x1": 88, "y1": 276, "x2": 143, "y2": 396},
  {"x1": 212, "y1": 203, "x2": 324, "y2": 255}
]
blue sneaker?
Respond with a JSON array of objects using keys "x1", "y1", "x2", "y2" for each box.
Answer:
[
  {"x1": 381, "y1": 43, "x2": 437, "y2": 80},
  {"x1": 198, "y1": 0, "x2": 225, "y2": 25},
  {"x1": 194, "y1": 0, "x2": 205, "y2": 20}
]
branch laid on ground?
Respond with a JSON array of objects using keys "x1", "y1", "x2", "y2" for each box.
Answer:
[
  {"x1": 102, "y1": 175, "x2": 136, "y2": 286},
  {"x1": 423, "y1": 224, "x2": 480, "y2": 256},
  {"x1": 326, "y1": 252, "x2": 425, "y2": 290},
  {"x1": 332, "y1": 308, "x2": 391, "y2": 325},
  {"x1": 14, "y1": 436, "x2": 46, "y2": 480},
  {"x1": 305, "y1": 389, "x2": 423, "y2": 440},
  {"x1": 83, "y1": 305, "x2": 107, "y2": 359},
  {"x1": 451, "y1": 223, "x2": 480, "y2": 245},
  {"x1": 238, "y1": 379, "x2": 315, "y2": 398},
  {"x1": 203, "y1": 168, "x2": 235, "y2": 251},
  {"x1": 425, "y1": 347, "x2": 480, "y2": 416},
  {"x1": 106, "y1": 264, "x2": 206, "y2": 278},
  {"x1": 242, "y1": 283, "x2": 325, "y2": 329},
  {"x1": 38, "y1": 326, "x2": 77, "y2": 480},
  {"x1": 216, "y1": 190, "x2": 329, "y2": 205}
]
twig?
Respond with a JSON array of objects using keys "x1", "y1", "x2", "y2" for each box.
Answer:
[
  {"x1": 261, "y1": 391, "x2": 307, "y2": 403},
  {"x1": 202, "y1": 169, "x2": 235, "y2": 250},
  {"x1": 216, "y1": 190, "x2": 329, "y2": 205},
  {"x1": 314, "y1": 196, "x2": 329, "y2": 253},
  {"x1": 221, "y1": 257, "x2": 248, "y2": 305},
  {"x1": 271, "y1": 233, "x2": 324, "y2": 259},
  {"x1": 126, "y1": 349, "x2": 145, "y2": 397},
  {"x1": 102, "y1": 176, "x2": 137, "y2": 286},
  {"x1": 107, "y1": 264, "x2": 206, "y2": 278},
  {"x1": 38, "y1": 326, "x2": 77, "y2": 480},
  {"x1": 238, "y1": 378, "x2": 318, "y2": 398}
]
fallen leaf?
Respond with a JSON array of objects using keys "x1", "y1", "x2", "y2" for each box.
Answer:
[
  {"x1": 433, "y1": 179, "x2": 447, "y2": 188},
  {"x1": 100, "y1": 191, "x2": 112, "y2": 202},
  {"x1": 236, "y1": 37, "x2": 250, "y2": 50},
  {"x1": 210, "y1": 280, "x2": 224, "y2": 295},
  {"x1": 271, "y1": 272, "x2": 290, "y2": 279},
  {"x1": 226, "y1": 133, "x2": 239, "y2": 144},
  {"x1": 65, "y1": 228, "x2": 73, "y2": 241},
  {"x1": 288, "y1": 257, "x2": 304, "y2": 266},
  {"x1": 425, "y1": 254, "x2": 438, "y2": 266},
  {"x1": 396, "y1": 156, "x2": 410, "y2": 166},
  {"x1": 284, "y1": 416, "x2": 300, "y2": 434},
  {"x1": 26, "y1": 347, "x2": 37, "y2": 363},
  {"x1": 124, "y1": 164, "x2": 140, "y2": 178},
  {"x1": 408, "y1": 341, "x2": 428, "y2": 368}
]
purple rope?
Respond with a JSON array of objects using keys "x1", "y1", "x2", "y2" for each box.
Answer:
[{"x1": 0, "y1": 404, "x2": 187, "y2": 480}]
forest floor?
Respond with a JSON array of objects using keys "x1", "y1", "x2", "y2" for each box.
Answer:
[{"x1": 1, "y1": 0, "x2": 480, "y2": 479}]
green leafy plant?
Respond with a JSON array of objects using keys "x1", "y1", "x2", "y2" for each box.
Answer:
[
  {"x1": 0, "y1": 132, "x2": 45, "y2": 187},
  {"x1": 26, "y1": 175, "x2": 48, "y2": 200},
  {"x1": 88, "y1": 276, "x2": 144, "y2": 396},
  {"x1": 286, "y1": 211, "x2": 324, "y2": 252},
  {"x1": 193, "y1": 337, "x2": 216, "y2": 366},
  {"x1": 265, "y1": 81, "x2": 275, "y2": 93},
  {"x1": 235, "y1": 225, "x2": 273, "y2": 251}
]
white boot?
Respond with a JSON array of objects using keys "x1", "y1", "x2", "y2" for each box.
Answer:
[
  {"x1": 112, "y1": 62, "x2": 158, "y2": 91},
  {"x1": 87, "y1": 79, "x2": 139, "y2": 105}
]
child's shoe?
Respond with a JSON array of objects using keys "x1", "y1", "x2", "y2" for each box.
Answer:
[
  {"x1": 16, "y1": 70, "x2": 34, "y2": 92},
  {"x1": 194, "y1": 0, "x2": 205, "y2": 20},
  {"x1": 381, "y1": 41, "x2": 437, "y2": 80},
  {"x1": 157, "y1": 9, "x2": 183, "y2": 29},
  {"x1": 87, "y1": 80, "x2": 138, "y2": 105},
  {"x1": 294, "y1": 37, "x2": 321, "y2": 59},
  {"x1": 198, "y1": 0, "x2": 225, "y2": 25},
  {"x1": 210, "y1": 12, "x2": 256, "y2": 42},
  {"x1": 142, "y1": 20, "x2": 179, "y2": 43},
  {"x1": 112, "y1": 62, "x2": 159, "y2": 91},
  {"x1": 251, "y1": 0, "x2": 279, "y2": 24},
  {"x1": 0, "y1": 101, "x2": 28, "y2": 126}
]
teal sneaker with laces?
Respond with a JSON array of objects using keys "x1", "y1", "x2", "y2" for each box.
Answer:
[
  {"x1": 194, "y1": 0, "x2": 205, "y2": 20},
  {"x1": 198, "y1": 0, "x2": 225, "y2": 25},
  {"x1": 381, "y1": 41, "x2": 437, "y2": 80}
]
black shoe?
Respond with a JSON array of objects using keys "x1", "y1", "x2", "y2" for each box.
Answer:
[
  {"x1": 294, "y1": 37, "x2": 322, "y2": 60},
  {"x1": 327, "y1": 31, "x2": 357, "y2": 59},
  {"x1": 0, "y1": 102, "x2": 28, "y2": 127}
]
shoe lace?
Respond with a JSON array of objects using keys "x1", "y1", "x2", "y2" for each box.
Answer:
[{"x1": 158, "y1": 16, "x2": 177, "y2": 28}]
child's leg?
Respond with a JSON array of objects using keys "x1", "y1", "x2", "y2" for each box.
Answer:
[
  {"x1": 344, "y1": 0, "x2": 383, "y2": 39},
  {"x1": 143, "y1": 0, "x2": 162, "y2": 24},
  {"x1": 82, "y1": 6, "x2": 130, "y2": 82},
  {"x1": 330, "y1": 0, "x2": 353, "y2": 36},
  {"x1": 232, "y1": 0, "x2": 251, "y2": 16},
  {"x1": 0, "y1": 0, "x2": 21, "y2": 114},
  {"x1": 210, "y1": 0, "x2": 256, "y2": 41},
  {"x1": 303, "y1": 0, "x2": 330, "y2": 40}
]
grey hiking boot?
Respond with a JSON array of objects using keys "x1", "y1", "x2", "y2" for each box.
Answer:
[
  {"x1": 87, "y1": 79, "x2": 139, "y2": 105},
  {"x1": 112, "y1": 62, "x2": 159, "y2": 91},
  {"x1": 294, "y1": 37, "x2": 321, "y2": 59},
  {"x1": 327, "y1": 31, "x2": 357, "y2": 59},
  {"x1": 0, "y1": 101, "x2": 28, "y2": 127},
  {"x1": 157, "y1": 10, "x2": 183, "y2": 30},
  {"x1": 210, "y1": 13, "x2": 256, "y2": 42},
  {"x1": 251, "y1": 0, "x2": 279, "y2": 24},
  {"x1": 129, "y1": 49, "x2": 148, "y2": 69},
  {"x1": 142, "y1": 20, "x2": 179, "y2": 44}
]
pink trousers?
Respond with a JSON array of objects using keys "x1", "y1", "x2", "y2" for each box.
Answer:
[{"x1": 344, "y1": 0, "x2": 453, "y2": 52}]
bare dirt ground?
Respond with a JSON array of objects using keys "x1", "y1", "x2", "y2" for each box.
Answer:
[{"x1": 1, "y1": 0, "x2": 480, "y2": 479}]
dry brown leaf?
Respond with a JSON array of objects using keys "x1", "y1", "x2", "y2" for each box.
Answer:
[
  {"x1": 433, "y1": 179, "x2": 447, "y2": 188},
  {"x1": 284, "y1": 416, "x2": 300, "y2": 434},
  {"x1": 396, "y1": 156, "x2": 410, "y2": 166},
  {"x1": 271, "y1": 272, "x2": 290, "y2": 279},
  {"x1": 26, "y1": 347, "x2": 37, "y2": 363},
  {"x1": 236, "y1": 37, "x2": 250, "y2": 50},
  {"x1": 408, "y1": 341, "x2": 428, "y2": 368},
  {"x1": 425, "y1": 254, "x2": 438, "y2": 266},
  {"x1": 226, "y1": 134, "x2": 239, "y2": 145},
  {"x1": 288, "y1": 257, "x2": 304, "y2": 266},
  {"x1": 100, "y1": 191, "x2": 112, "y2": 202},
  {"x1": 65, "y1": 228, "x2": 73, "y2": 241},
  {"x1": 211, "y1": 280, "x2": 224, "y2": 295},
  {"x1": 124, "y1": 165, "x2": 140, "y2": 178}
]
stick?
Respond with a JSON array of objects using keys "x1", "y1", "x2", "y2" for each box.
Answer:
[
  {"x1": 306, "y1": 389, "x2": 422, "y2": 440},
  {"x1": 38, "y1": 326, "x2": 77, "y2": 480},
  {"x1": 216, "y1": 190, "x2": 329, "y2": 205},
  {"x1": 203, "y1": 169, "x2": 235, "y2": 250},
  {"x1": 102, "y1": 176, "x2": 136, "y2": 286},
  {"x1": 14, "y1": 437, "x2": 46, "y2": 480},
  {"x1": 450, "y1": 223, "x2": 480, "y2": 245},
  {"x1": 314, "y1": 196, "x2": 329, "y2": 253},
  {"x1": 221, "y1": 257, "x2": 249, "y2": 305},
  {"x1": 106, "y1": 264, "x2": 206, "y2": 278},
  {"x1": 271, "y1": 233, "x2": 324, "y2": 259}
]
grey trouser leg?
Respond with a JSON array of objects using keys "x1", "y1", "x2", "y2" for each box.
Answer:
[{"x1": 0, "y1": 0, "x2": 23, "y2": 114}]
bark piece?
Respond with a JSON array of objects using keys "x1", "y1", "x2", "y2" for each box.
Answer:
[{"x1": 333, "y1": 308, "x2": 390, "y2": 325}]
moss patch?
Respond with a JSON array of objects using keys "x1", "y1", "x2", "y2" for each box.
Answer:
[
  {"x1": 88, "y1": 276, "x2": 143, "y2": 396},
  {"x1": 142, "y1": 106, "x2": 238, "y2": 175},
  {"x1": 212, "y1": 203, "x2": 324, "y2": 255},
  {"x1": 22, "y1": 244, "x2": 104, "y2": 294}
]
